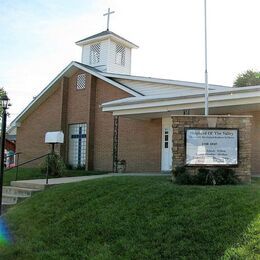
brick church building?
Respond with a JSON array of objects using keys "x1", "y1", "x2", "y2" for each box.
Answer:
[{"x1": 10, "y1": 29, "x2": 260, "y2": 174}]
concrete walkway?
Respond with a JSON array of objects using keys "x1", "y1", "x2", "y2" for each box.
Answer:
[{"x1": 11, "y1": 173, "x2": 171, "y2": 189}]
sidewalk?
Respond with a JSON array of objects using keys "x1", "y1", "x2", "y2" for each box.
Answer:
[{"x1": 11, "y1": 173, "x2": 170, "y2": 187}]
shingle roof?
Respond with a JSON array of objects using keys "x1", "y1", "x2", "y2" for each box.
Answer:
[{"x1": 75, "y1": 30, "x2": 138, "y2": 48}]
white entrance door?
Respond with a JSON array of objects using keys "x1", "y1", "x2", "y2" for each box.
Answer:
[{"x1": 161, "y1": 118, "x2": 173, "y2": 171}]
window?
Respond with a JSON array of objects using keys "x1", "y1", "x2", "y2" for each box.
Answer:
[
  {"x1": 164, "y1": 129, "x2": 169, "y2": 148},
  {"x1": 68, "y1": 123, "x2": 87, "y2": 167},
  {"x1": 76, "y1": 74, "x2": 86, "y2": 90},
  {"x1": 115, "y1": 44, "x2": 125, "y2": 66},
  {"x1": 90, "y1": 43, "x2": 101, "y2": 64}
]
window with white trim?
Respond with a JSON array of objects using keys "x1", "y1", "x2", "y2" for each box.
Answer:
[
  {"x1": 90, "y1": 43, "x2": 101, "y2": 64},
  {"x1": 76, "y1": 74, "x2": 86, "y2": 90},
  {"x1": 115, "y1": 44, "x2": 125, "y2": 66},
  {"x1": 164, "y1": 129, "x2": 169, "y2": 148}
]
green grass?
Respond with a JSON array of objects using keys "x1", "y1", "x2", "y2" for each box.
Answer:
[
  {"x1": 0, "y1": 177, "x2": 259, "y2": 259},
  {"x1": 3, "y1": 168, "x2": 108, "y2": 186}
]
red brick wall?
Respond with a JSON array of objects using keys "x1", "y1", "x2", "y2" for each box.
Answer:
[
  {"x1": 251, "y1": 111, "x2": 260, "y2": 175},
  {"x1": 118, "y1": 117, "x2": 162, "y2": 172},
  {"x1": 94, "y1": 79, "x2": 162, "y2": 172},
  {"x1": 16, "y1": 87, "x2": 62, "y2": 164},
  {"x1": 66, "y1": 71, "x2": 90, "y2": 124},
  {"x1": 232, "y1": 110, "x2": 260, "y2": 175}
]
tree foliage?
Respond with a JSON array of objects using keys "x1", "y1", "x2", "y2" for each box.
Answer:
[{"x1": 233, "y1": 69, "x2": 260, "y2": 87}]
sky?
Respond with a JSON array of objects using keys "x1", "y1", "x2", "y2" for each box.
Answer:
[{"x1": 1, "y1": 0, "x2": 260, "y2": 124}]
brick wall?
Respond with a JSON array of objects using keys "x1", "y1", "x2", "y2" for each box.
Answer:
[
  {"x1": 250, "y1": 111, "x2": 260, "y2": 175},
  {"x1": 231, "y1": 110, "x2": 260, "y2": 175},
  {"x1": 172, "y1": 115, "x2": 252, "y2": 182},
  {"x1": 66, "y1": 71, "x2": 90, "y2": 124},
  {"x1": 94, "y1": 78, "x2": 162, "y2": 172},
  {"x1": 16, "y1": 87, "x2": 62, "y2": 165}
]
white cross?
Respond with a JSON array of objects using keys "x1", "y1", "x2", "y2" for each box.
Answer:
[{"x1": 103, "y1": 8, "x2": 115, "y2": 31}]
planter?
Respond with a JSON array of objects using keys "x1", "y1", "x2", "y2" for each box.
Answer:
[{"x1": 117, "y1": 160, "x2": 126, "y2": 173}]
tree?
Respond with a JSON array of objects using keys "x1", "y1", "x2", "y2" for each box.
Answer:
[{"x1": 233, "y1": 69, "x2": 260, "y2": 87}]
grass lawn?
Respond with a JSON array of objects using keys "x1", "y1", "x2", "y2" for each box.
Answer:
[
  {"x1": 0, "y1": 176, "x2": 259, "y2": 259},
  {"x1": 3, "y1": 168, "x2": 109, "y2": 186}
]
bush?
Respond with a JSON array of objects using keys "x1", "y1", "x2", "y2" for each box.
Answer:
[
  {"x1": 172, "y1": 166, "x2": 240, "y2": 185},
  {"x1": 76, "y1": 164, "x2": 86, "y2": 170},
  {"x1": 213, "y1": 168, "x2": 240, "y2": 185},
  {"x1": 196, "y1": 168, "x2": 212, "y2": 185},
  {"x1": 173, "y1": 166, "x2": 193, "y2": 185},
  {"x1": 40, "y1": 153, "x2": 66, "y2": 177}
]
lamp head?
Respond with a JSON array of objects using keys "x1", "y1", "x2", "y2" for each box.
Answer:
[{"x1": 0, "y1": 95, "x2": 9, "y2": 109}]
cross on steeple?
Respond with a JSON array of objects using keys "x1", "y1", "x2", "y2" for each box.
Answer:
[{"x1": 103, "y1": 8, "x2": 115, "y2": 31}]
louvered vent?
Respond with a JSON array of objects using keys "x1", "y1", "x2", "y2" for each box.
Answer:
[
  {"x1": 115, "y1": 44, "x2": 125, "y2": 66},
  {"x1": 90, "y1": 43, "x2": 101, "y2": 64},
  {"x1": 76, "y1": 74, "x2": 86, "y2": 90}
]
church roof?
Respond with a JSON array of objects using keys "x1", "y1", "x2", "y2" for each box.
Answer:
[
  {"x1": 75, "y1": 30, "x2": 138, "y2": 49},
  {"x1": 101, "y1": 72, "x2": 231, "y2": 96},
  {"x1": 102, "y1": 85, "x2": 260, "y2": 116}
]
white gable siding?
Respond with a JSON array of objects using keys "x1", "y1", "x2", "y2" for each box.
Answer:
[{"x1": 114, "y1": 79, "x2": 195, "y2": 96}]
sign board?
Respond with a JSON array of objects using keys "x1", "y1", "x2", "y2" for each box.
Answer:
[
  {"x1": 45, "y1": 131, "x2": 64, "y2": 144},
  {"x1": 185, "y1": 128, "x2": 238, "y2": 166}
]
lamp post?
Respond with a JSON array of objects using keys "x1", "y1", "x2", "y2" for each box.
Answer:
[{"x1": 0, "y1": 95, "x2": 9, "y2": 215}]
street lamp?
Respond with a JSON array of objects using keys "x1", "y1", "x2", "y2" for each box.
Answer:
[{"x1": 0, "y1": 95, "x2": 9, "y2": 215}]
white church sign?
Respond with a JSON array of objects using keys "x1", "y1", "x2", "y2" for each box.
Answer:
[
  {"x1": 45, "y1": 131, "x2": 64, "y2": 144},
  {"x1": 185, "y1": 128, "x2": 238, "y2": 166}
]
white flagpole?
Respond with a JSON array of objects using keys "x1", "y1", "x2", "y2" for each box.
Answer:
[{"x1": 204, "y1": 0, "x2": 209, "y2": 116}]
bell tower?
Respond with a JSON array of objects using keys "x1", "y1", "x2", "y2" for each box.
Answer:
[{"x1": 75, "y1": 9, "x2": 138, "y2": 75}]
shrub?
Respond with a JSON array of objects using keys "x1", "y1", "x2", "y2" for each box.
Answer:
[
  {"x1": 213, "y1": 168, "x2": 240, "y2": 185},
  {"x1": 172, "y1": 166, "x2": 240, "y2": 185},
  {"x1": 76, "y1": 164, "x2": 86, "y2": 170},
  {"x1": 173, "y1": 166, "x2": 193, "y2": 185},
  {"x1": 41, "y1": 153, "x2": 66, "y2": 177},
  {"x1": 196, "y1": 168, "x2": 211, "y2": 185},
  {"x1": 172, "y1": 166, "x2": 186, "y2": 177},
  {"x1": 66, "y1": 164, "x2": 73, "y2": 170}
]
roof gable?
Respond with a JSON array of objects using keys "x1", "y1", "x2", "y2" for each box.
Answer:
[{"x1": 9, "y1": 61, "x2": 142, "y2": 127}]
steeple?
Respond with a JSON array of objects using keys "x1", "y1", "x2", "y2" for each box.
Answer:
[
  {"x1": 103, "y1": 8, "x2": 115, "y2": 31},
  {"x1": 75, "y1": 10, "x2": 138, "y2": 75}
]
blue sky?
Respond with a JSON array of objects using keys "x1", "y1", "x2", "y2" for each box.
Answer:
[{"x1": 1, "y1": 0, "x2": 260, "y2": 123}]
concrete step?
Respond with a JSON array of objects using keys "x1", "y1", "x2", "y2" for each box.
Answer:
[
  {"x1": 3, "y1": 186, "x2": 39, "y2": 198},
  {"x1": 1, "y1": 185, "x2": 42, "y2": 206},
  {"x1": 2, "y1": 194, "x2": 18, "y2": 205},
  {"x1": 10, "y1": 180, "x2": 46, "y2": 190}
]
